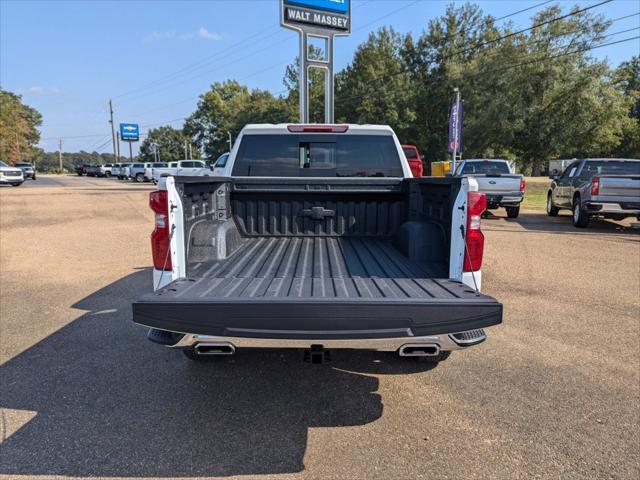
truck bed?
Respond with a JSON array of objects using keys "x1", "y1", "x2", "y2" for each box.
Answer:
[{"x1": 133, "y1": 236, "x2": 502, "y2": 339}]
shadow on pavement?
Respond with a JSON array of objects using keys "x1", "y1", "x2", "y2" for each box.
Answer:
[
  {"x1": 0, "y1": 268, "x2": 434, "y2": 477},
  {"x1": 483, "y1": 210, "x2": 639, "y2": 237}
]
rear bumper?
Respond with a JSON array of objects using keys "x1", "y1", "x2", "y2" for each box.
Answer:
[
  {"x1": 585, "y1": 202, "x2": 640, "y2": 216},
  {"x1": 162, "y1": 329, "x2": 487, "y2": 352},
  {"x1": 485, "y1": 193, "x2": 523, "y2": 207},
  {"x1": 0, "y1": 175, "x2": 24, "y2": 183}
]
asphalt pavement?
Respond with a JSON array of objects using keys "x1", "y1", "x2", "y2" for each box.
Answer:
[{"x1": 0, "y1": 175, "x2": 638, "y2": 479}]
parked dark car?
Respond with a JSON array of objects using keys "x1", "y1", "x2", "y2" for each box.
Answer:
[
  {"x1": 75, "y1": 164, "x2": 91, "y2": 176},
  {"x1": 547, "y1": 158, "x2": 640, "y2": 227},
  {"x1": 85, "y1": 165, "x2": 103, "y2": 177},
  {"x1": 14, "y1": 162, "x2": 36, "y2": 180}
]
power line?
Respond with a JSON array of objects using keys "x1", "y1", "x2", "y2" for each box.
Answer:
[
  {"x1": 338, "y1": 3, "x2": 628, "y2": 106},
  {"x1": 494, "y1": 0, "x2": 554, "y2": 22},
  {"x1": 468, "y1": 34, "x2": 639, "y2": 80},
  {"x1": 112, "y1": 0, "x2": 376, "y2": 101},
  {"x1": 132, "y1": 0, "x2": 555, "y2": 117},
  {"x1": 117, "y1": 0, "x2": 427, "y2": 106},
  {"x1": 449, "y1": 0, "x2": 614, "y2": 60},
  {"x1": 113, "y1": 26, "x2": 283, "y2": 100}
]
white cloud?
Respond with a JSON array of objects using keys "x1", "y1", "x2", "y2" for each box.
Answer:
[
  {"x1": 143, "y1": 30, "x2": 178, "y2": 43},
  {"x1": 144, "y1": 27, "x2": 221, "y2": 43},
  {"x1": 196, "y1": 27, "x2": 221, "y2": 41},
  {"x1": 25, "y1": 86, "x2": 62, "y2": 95}
]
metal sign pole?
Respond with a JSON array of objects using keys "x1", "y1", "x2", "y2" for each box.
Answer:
[
  {"x1": 299, "y1": 33, "x2": 309, "y2": 123},
  {"x1": 450, "y1": 88, "x2": 460, "y2": 175},
  {"x1": 281, "y1": 0, "x2": 350, "y2": 124},
  {"x1": 326, "y1": 35, "x2": 334, "y2": 123}
]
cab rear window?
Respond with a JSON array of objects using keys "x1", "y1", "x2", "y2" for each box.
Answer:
[
  {"x1": 582, "y1": 160, "x2": 640, "y2": 176},
  {"x1": 402, "y1": 147, "x2": 418, "y2": 159},
  {"x1": 232, "y1": 134, "x2": 403, "y2": 177},
  {"x1": 461, "y1": 161, "x2": 510, "y2": 175}
]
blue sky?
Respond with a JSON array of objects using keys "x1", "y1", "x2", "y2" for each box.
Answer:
[{"x1": 1, "y1": 0, "x2": 639, "y2": 154}]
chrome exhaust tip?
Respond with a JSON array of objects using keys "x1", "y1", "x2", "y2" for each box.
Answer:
[
  {"x1": 194, "y1": 342, "x2": 236, "y2": 355},
  {"x1": 399, "y1": 343, "x2": 440, "y2": 357}
]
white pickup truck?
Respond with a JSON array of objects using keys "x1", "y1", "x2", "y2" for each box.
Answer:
[
  {"x1": 143, "y1": 162, "x2": 168, "y2": 182},
  {"x1": 455, "y1": 159, "x2": 525, "y2": 218},
  {"x1": 151, "y1": 160, "x2": 210, "y2": 184},
  {"x1": 132, "y1": 124, "x2": 502, "y2": 365}
]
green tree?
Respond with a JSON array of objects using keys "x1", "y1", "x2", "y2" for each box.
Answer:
[
  {"x1": 139, "y1": 125, "x2": 196, "y2": 162},
  {"x1": 401, "y1": 3, "x2": 498, "y2": 161},
  {"x1": 335, "y1": 27, "x2": 417, "y2": 141},
  {"x1": 611, "y1": 56, "x2": 640, "y2": 158},
  {"x1": 400, "y1": 3, "x2": 632, "y2": 172},
  {"x1": 284, "y1": 45, "x2": 326, "y2": 123},
  {"x1": 185, "y1": 80, "x2": 291, "y2": 159},
  {"x1": 0, "y1": 88, "x2": 42, "y2": 164},
  {"x1": 488, "y1": 5, "x2": 630, "y2": 173}
]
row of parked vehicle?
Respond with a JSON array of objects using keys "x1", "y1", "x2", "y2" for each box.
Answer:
[
  {"x1": 73, "y1": 149, "x2": 639, "y2": 229},
  {"x1": 75, "y1": 160, "x2": 214, "y2": 183},
  {"x1": 0, "y1": 161, "x2": 36, "y2": 186},
  {"x1": 401, "y1": 145, "x2": 640, "y2": 226}
]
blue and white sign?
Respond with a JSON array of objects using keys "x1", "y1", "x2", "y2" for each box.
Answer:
[
  {"x1": 282, "y1": 0, "x2": 350, "y2": 32},
  {"x1": 286, "y1": 0, "x2": 349, "y2": 14},
  {"x1": 119, "y1": 123, "x2": 139, "y2": 142}
]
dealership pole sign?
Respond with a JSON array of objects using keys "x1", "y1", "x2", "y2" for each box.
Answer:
[
  {"x1": 119, "y1": 123, "x2": 139, "y2": 142},
  {"x1": 281, "y1": 0, "x2": 351, "y2": 123}
]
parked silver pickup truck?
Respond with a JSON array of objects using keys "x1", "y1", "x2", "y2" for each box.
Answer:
[
  {"x1": 547, "y1": 158, "x2": 640, "y2": 227},
  {"x1": 454, "y1": 159, "x2": 525, "y2": 218}
]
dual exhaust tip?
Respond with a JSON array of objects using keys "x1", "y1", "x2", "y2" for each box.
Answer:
[
  {"x1": 398, "y1": 343, "x2": 440, "y2": 357},
  {"x1": 193, "y1": 342, "x2": 235, "y2": 355}
]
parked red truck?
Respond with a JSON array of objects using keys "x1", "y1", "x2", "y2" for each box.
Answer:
[{"x1": 402, "y1": 145, "x2": 423, "y2": 177}]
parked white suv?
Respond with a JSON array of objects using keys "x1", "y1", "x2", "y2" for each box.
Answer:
[{"x1": 0, "y1": 160, "x2": 24, "y2": 186}]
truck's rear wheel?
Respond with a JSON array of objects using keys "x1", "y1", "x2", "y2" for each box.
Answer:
[
  {"x1": 547, "y1": 194, "x2": 559, "y2": 216},
  {"x1": 506, "y1": 206, "x2": 520, "y2": 219},
  {"x1": 135, "y1": 173, "x2": 144, "y2": 183},
  {"x1": 572, "y1": 197, "x2": 590, "y2": 228}
]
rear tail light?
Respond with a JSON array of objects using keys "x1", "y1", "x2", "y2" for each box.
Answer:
[
  {"x1": 591, "y1": 177, "x2": 600, "y2": 196},
  {"x1": 149, "y1": 190, "x2": 172, "y2": 271},
  {"x1": 287, "y1": 124, "x2": 349, "y2": 133},
  {"x1": 520, "y1": 178, "x2": 526, "y2": 192},
  {"x1": 409, "y1": 160, "x2": 423, "y2": 177},
  {"x1": 463, "y1": 192, "x2": 486, "y2": 272}
]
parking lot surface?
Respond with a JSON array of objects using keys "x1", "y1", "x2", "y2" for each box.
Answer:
[{"x1": 1, "y1": 175, "x2": 638, "y2": 479}]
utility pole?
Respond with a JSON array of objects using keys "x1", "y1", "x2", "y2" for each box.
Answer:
[
  {"x1": 450, "y1": 88, "x2": 461, "y2": 175},
  {"x1": 109, "y1": 99, "x2": 118, "y2": 163},
  {"x1": 189, "y1": 143, "x2": 193, "y2": 160},
  {"x1": 116, "y1": 132, "x2": 121, "y2": 160},
  {"x1": 58, "y1": 138, "x2": 63, "y2": 170},
  {"x1": 228, "y1": 132, "x2": 232, "y2": 152},
  {"x1": 15, "y1": 133, "x2": 21, "y2": 162},
  {"x1": 184, "y1": 140, "x2": 188, "y2": 160}
]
